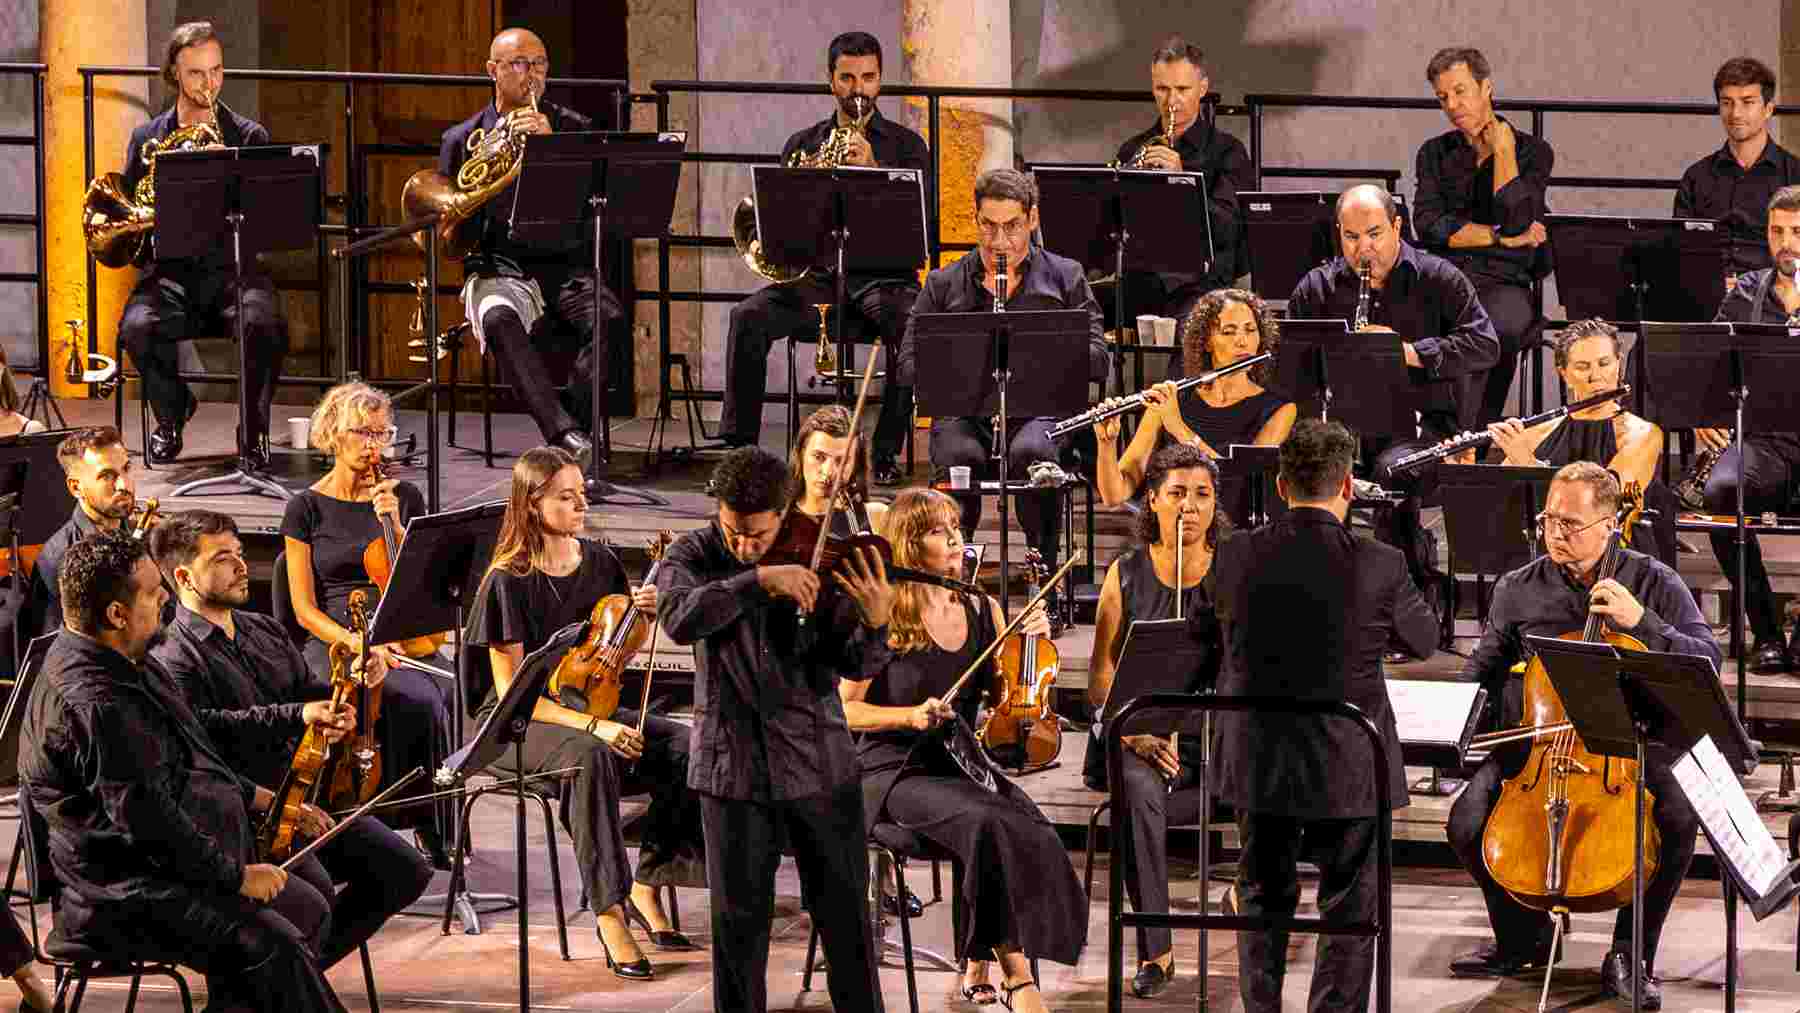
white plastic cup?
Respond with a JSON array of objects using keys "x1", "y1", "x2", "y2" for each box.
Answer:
[
  {"x1": 949, "y1": 465, "x2": 972, "y2": 491},
  {"x1": 1135, "y1": 314, "x2": 1158, "y2": 345},
  {"x1": 1153, "y1": 316, "x2": 1178, "y2": 346},
  {"x1": 287, "y1": 417, "x2": 311, "y2": 450}
]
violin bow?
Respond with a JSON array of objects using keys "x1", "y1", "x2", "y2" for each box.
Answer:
[
  {"x1": 282, "y1": 766, "x2": 424, "y2": 871},
  {"x1": 940, "y1": 551, "x2": 1084, "y2": 709},
  {"x1": 799, "y1": 341, "x2": 883, "y2": 630}
]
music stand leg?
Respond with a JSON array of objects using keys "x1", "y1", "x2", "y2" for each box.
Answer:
[
  {"x1": 1197, "y1": 706, "x2": 1210, "y2": 1013},
  {"x1": 515, "y1": 733, "x2": 531, "y2": 1013},
  {"x1": 1725, "y1": 877, "x2": 1738, "y2": 1013},
  {"x1": 1632, "y1": 724, "x2": 1646, "y2": 1013},
  {"x1": 1732, "y1": 387, "x2": 1747, "y2": 724},
  {"x1": 19, "y1": 379, "x2": 67, "y2": 431},
  {"x1": 583, "y1": 195, "x2": 667, "y2": 508}
]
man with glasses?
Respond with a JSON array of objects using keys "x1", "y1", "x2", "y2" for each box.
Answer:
[
  {"x1": 1443, "y1": 462, "x2": 1714, "y2": 1010},
  {"x1": 439, "y1": 26, "x2": 620, "y2": 465},
  {"x1": 901, "y1": 167, "x2": 1107, "y2": 572},
  {"x1": 718, "y1": 31, "x2": 930, "y2": 486}
]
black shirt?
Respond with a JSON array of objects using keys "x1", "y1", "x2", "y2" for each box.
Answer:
[
  {"x1": 781, "y1": 107, "x2": 933, "y2": 293},
  {"x1": 1413, "y1": 118, "x2": 1554, "y2": 287},
  {"x1": 280, "y1": 482, "x2": 427, "y2": 632},
  {"x1": 150, "y1": 605, "x2": 321, "y2": 789},
  {"x1": 1115, "y1": 115, "x2": 1255, "y2": 283},
  {"x1": 1175, "y1": 387, "x2": 1290, "y2": 455},
  {"x1": 439, "y1": 99, "x2": 595, "y2": 273},
  {"x1": 854, "y1": 594, "x2": 994, "y2": 778},
  {"x1": 655, "y1": 521, "x2": 892, "y2": 801},
  {"x1": 24, "y1": 506, "x2": 104, "y2": 641},
  {"x1": 1711, "y1": 266, "x2": 1800, "y2": 456},
  {"x1": 122, "y1": 102, "x2": 271, "y2": 272},
  {"x1": 900, "y1": 247, "x2": 1109, "y2": 389},
  {"x1": 1286, "y1": 241, "x2": 1501, "y2": 434},
  {"x1": 1675, "y1": 139, "x2": 1800, "y2": 274},
  {"x1": 464, "y1": 538, "x2": 629, "y2": 713}
]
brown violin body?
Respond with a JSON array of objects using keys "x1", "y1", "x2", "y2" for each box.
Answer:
[
  {"x1": 979, "y1": 549, "x2": 1062, "y2": 771},
  {"x1": 762, "y1": 509, "x2": 979, "y2": 594},
  {"x1": 318, "y1": 593, "x2": 383, "y2": 811},
  {"x1": 259, "y1": 638, "x2": 358, "y2": 862},
  {"x1": 361, "y1": 462, "x2": 448, "y2": 658},
  {"x1": 547, "y1": 533, "x2": 673, "y2": 719}
]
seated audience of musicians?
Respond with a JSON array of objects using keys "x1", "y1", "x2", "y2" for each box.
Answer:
[
  {"x1": 902, "y1": 167, "x2": 1108, "y2": 573},
  {"x1": 281, "y1": 381, "x2": 452, "y2": 866},
  {"x1": 23, "y1": 427, "x2": 138, "y2": 641},
  {"x1": 1446, "y1": 461, "x2": 1714, "y2": 1010},
  {"x1": 1676, "y1": 57, "x2": 1798, "y2": 284},
  {"x1": 720, "y1": 31, "x2": 928, "y2": 486},
  {"x1": 1086, "y1": 443, "x2": 1226, "y2": 999},
  {"x1": 1110, "y1": 36, "x2": 1255, "y2": 325},
  {"x1": 842, "y1": 486, "x2": 1084, "y2": 1012},
  {"x1": 789, "y1": 405, "x2": 889, "y2": 535},
  {"x1": 1700, "y1": 183, "x2": 1800, "y2": 672},
  {"x1": 465, "y1": 446, "x2": 702, "y2": 980},
  {"x1": 148, "y1": 508, "x2": 434, "y2": 971},
  {"x1": 1287, "y1": 184, "x2": 1500, "y2": 602},
  {"x1": 1213, "y1": 419, "x2": 1436, "y2": 1013},
  {"x1": 19, "y1": 532, "x2": 349, "y2": 1011},
  {"x1": 1414, "y1": 46, "x2": 1553, "y2": 429},
  {"x1": 117, "y1": 21, "x2": 288, "y2": 467},
  {"x1": 1093, "y1": 288, "x2": 1295, "y2": 513},
  {"x1": 1480, "y1": 318, "x2": 1677, "y2": 567},
  {"x1": 440, "y1": 27, "x2": 621, "y2": 465}
]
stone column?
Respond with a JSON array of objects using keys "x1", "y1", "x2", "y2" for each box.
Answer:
[
  {"x1": 902, "y1": 0, "x2": 1012, "y2": 263},
  {"x1": 42, "y1": 0, "x2": 148, "y2": 397}
]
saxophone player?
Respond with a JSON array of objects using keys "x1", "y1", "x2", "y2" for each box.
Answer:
[
  {"x1": 719, "y1": 32, "x2": 930, "y2": 486},
  {"x1": 440, "y1": 27, "x2": 621, "y2": 465},
  {"x1": 116, "y1": 22, "x2": 288, "y2": 467},
  {"x1": 1111, "y1": 37, "x2": 1254, "y2": 332}
]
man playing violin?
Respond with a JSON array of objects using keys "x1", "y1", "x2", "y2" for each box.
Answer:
[
  {"x1": 149, "y1": 509, "x2": 433, "y2": 973},
  {"x1": 24, "y1": 427, "x2": 139, "y2": 641},
  {"x1": 1446, "y1": 462, "x2": 1716, "y2": 1010}
]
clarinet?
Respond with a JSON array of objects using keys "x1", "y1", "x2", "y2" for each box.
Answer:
[
  {"x1": 1352, "y1": 258, "x2": 1373, "y2": 330},
  {"x1": 990, "y1": 252, "x2": 1009, "y2": 456},
  {"x1": 1387, "y1": 385, "x2": 1633, "y2": 474}
]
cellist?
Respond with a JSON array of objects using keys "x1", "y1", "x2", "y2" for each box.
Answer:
[{"x1": 1447, "y1": 461, "x2": 1716, "y2": 1010}]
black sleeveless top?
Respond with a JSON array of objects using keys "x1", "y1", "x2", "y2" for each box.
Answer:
[
  {"x1": 1115, "y1": 547, "x2": 1221, "y2": 693},
  {"x1": 1171, "y1": 387, "x2": 1288, "y2": 456},
  {"x1": 1533, "y1": 416, "x2": 1618, "y2": 469},
  {"x1": 856, "y1": 594, "x2": 995, "y2": 774}
]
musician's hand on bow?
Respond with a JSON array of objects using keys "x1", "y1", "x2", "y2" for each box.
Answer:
[
  {"x1": 1589, "y1": 578, "x2": 1646, "y2": 630},
  {"x1": 630, "y1": 583, "x2": 659, "y2": 614},
  {"x1": 1017, "y1": 601, "x2": 1052, "y2": 638},
  {"x1": 239, "y1": 863, "x2": 288, "y2": 903},
  {"x1": 592, "y1": 719, "x2": 645, "y2": 761},
  {"x1": 758, "y1": 565, "x2": 821, "y2": 611},
  {"x1": 302, "y1": 700, "x2": 357, "y2": 743},
  {"x1": 296, "y1": 803, "x2": 335, "y2": 839},
  {"x1": 1696, "y1": 427, "x2": 1732, "y2": 453},
  {"x1": 844, "y1": 132, "x2": 876, "y2": 167},
  {"x1": 1123, "y1": 734, "x2": 1180, "y2": 779},
  {"x1": 1487, "y1": 418, "x2": 1538, "y2": 464},
  {"x1": 909, "y1": 696, "x2": 954, "y2": 732},
  {"x1": 835, "y1": 545, "x2": 895, "y2": 628}
]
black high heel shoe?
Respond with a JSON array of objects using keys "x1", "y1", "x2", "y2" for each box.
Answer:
[
  {"x1": 624, "y1": 896, "x2": 700, "y2": 951},
  {"x1": 596, "y1": 924, "x2": 654, "y2": 980}
]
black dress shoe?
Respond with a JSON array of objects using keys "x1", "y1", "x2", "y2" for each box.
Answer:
[
  {"x1": 880, "y1": 886, "x2": 924, "y2": 919},
  {"x1": 623, "y1": 897, "x2": 700, "y2": 951},
  {"x1": 597, "y1": 926, "x2": 654, "y2": 981},
  {"x1": 1600, "y1": 949, "x2": 1661, "y2": 1009},
  {"x1": 1131, "y1": 959, "x2": 1175, "y2": 998},
  {"x1": 557, "y1": 430, "x2": 594, "y2": 470},
  {"x1": 148, "y1": 394, "x2": 200, "y2": 464},
  {"x1": 414, "y1": 828, "x2": 451, "y2": 872},
  {"x1": 1748, "y1": 640, "x2": 1792, "y2": 674},
  {"x1": 1448, "y1": 939, "x2": 1559, "y2": 978},
  {"x1": 874, "y1": 458, "x2": 903, "y2": 487}
]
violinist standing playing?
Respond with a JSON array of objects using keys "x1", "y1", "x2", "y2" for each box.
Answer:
[
  {"x1": 1446, "y1": 462, "x2": 1717, "y2": 1010},
  {"x1": 1212, "y1": 420, "x2": 1436, "y2": 1013},
  {"x1": 465, "y1": 446, "x2": 704, "y2": 980},
  {"x1": 149, "y1": 509, "x2": 433, "y2": 971}
]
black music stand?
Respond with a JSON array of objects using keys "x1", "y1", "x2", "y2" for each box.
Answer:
[
  {"x1": 914, "y1": 309, "x2": 1090, "y2": 608},
  {"x1": 155, "y1": 144, "x2": 322, "y2": 500},
  {"x1": 1436, "y1": 463, "x2": 1556, "y2": 598},
  {"x1": 1222, "y1": 444, "x2": 1282, "y2": 527},
  {"x1": 1546, "y1": 214, "x2": 1727, "y2": 325},
  {"x1": 1276, "y1": 318, "x2": 1420, "y2": 438},
  {"x1": 1237, "y1": 192, "x2": 1412, "y2": 303},
  {"x1": 364, "y1": 500, "x2": 507, "y2": 932},
  {"x1": 436, "y1": 621, "x2": 583, "y2": 1013},
  {"x1": 508, "y1": 130, "x2": 686, "y2": 506},
  {"x1": 1637, "y1": 321, "x2": 1800, "y2": 719},
  {"x1": 0, "y1": 430, "x2": 77, "y2": 673}
]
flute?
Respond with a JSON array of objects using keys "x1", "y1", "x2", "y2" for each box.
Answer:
[
  {"x1": 1046, "y1": 351, "x2": 1273, "y2": 440},
  {"x1": 1387, "y1": 385, "x2": 1632, "y2": 475}
]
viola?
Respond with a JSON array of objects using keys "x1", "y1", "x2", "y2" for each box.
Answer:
[
  {"x1": 318, "y1": 592, "x2": 383, "y2": 810},
  {"x1": 360, "y1": 460, "x2": 448, "y2": 658},
  {"x1": 259, "y1": 592, "x2": 365, "y2": 862},
  {"x1": 547, "y1": 531, "x2": 674, "y2": 719},
  {"x1": 979, "y1": 548, "x2": 1062, "y2": 771}
]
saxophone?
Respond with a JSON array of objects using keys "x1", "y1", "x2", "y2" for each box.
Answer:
[
  {"x1": 1673, "y1": 433, "x2": 1732, "y2": 510},
  {"x1": 732, "y1": 95, "x2": 871, "y2": 283},
  {"x1": 1352, "y1": 258, "x2": 1373, "y2": 330}
]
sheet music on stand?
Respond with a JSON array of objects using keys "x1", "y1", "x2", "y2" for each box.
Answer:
[
  {"x1": 1387, "y1": 679, "x2": 1486, "y2": 795},
  {"x1": 1671, "y1": 734, "x2": 1800, "y2": 919}
]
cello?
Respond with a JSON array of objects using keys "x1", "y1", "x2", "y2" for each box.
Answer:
[
  {"x1": 319, "y1": 592, "x2": 383, "y2": 809},
  {"x1": 259, "y1": 594, "x2": 365, "y2": 862},
  {"x1": 546, "y1": 531, "x2": 674, "y2": 718},
  {"x1": 978, "y1": 548, "x2": 1062, "y2": 771},
  {"x1": 360, "y1": 459, "x2": 447, "y2": 658}
]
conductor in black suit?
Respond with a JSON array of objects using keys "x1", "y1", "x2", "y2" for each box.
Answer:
[{"x1": 1212, "y1": 419, "x2": 1437, "y2": 1013}]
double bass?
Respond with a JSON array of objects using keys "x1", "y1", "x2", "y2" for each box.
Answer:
[
  {"x1": 978, "y1": 548, "x2": 1062, "y2": 771},
  {"x1": 547, "y1": 531, "x2": 674, "y2": 718}
]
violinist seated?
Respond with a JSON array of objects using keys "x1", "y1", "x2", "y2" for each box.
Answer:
[
  {"x1": 22, "y1": 426, "x2": 141, "y2": 641},
  {"x1": 1445, "y1": 461, "x2": 1716, "y2": 1010},
  {"x1": 789, "y1": 405, "x2": 889, "y2": 536},
  {"x1": 465, "y1": 446, "x2": 704, "y2": 981},
  {"x1": 1469, "y1": 318, "x2": 1678, "y2": 568},
  {"x1": 1085, "y1": 444, "x2": 1226, "y2": 999},
  {"x1": 840, "y1": 487, "x2": 1086, "y2": 1013},
  {"x1": 282, "y1": 381, "x2": 454, "y2": 866},
  {"x1": 18, "y1": 532, "x2": 350, "y2": 1011},
  {"x1": 149, "y1": 509, "x2": 433, "y2": 971},
  {"x1": 1092, "y1": 289, "x2": 1295, "y2": 520}
]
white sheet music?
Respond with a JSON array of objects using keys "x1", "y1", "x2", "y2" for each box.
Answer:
[
  {"x1": 1387, "y1": 680, "x2": 1482, "y2": 747},
  {"x1": 1671, "y1": 735, "x2": 1787, "y2": 898}
]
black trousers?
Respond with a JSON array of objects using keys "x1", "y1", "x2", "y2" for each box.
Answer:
[
  {"x1": 492, "y1": 709, "x2": 700, "y2": 912},
  {"x1": 1446, "y1": 751, "x2": 1698, "y2": 970},
  {"x1": 700, "y1": 783, "x2": 883, "y2": 1013},
  {"x1": 720, "y1": 275, "x2": 915, "y2": 463},
  {"x1": 477, "y1": 269, "x2": 619, "y2": 444},
  {"x1": 0, "y1": 907, "x2": 30, "y2": 977},
  {"x1": 1472, "y1": 279, "x2": 1538, "y2": 426},
  {"x1": 1236, "y1": 810, "x2": 1382, "y2": 1013},
  {"x1": 289, "y1": 814, "x2": 432, "y2": 970},
  {"x1": 930, "y1": 415, "x2": 1063, "y2": 566},
  {"x1": 1704, "y1": 437, "x2": 1800, "y2": 645},
  {"x1": 118, "y1": 265, "x2": 290, "y2": 447},
  {"x1": 1117, "y1": 751, "x2": 1205, "y2": 961}
]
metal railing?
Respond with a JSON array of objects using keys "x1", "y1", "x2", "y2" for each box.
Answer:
[{"x1": 0, "y1": 64, "x2": 47, "y2": 374}]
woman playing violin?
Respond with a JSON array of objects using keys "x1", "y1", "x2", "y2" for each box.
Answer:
[
  {"x1": 465, "y1": 446, "x2": 703, "y2": 980},
  {"x1": 1085, "y1": 443, "x2": 1226, "y2": 999},
  {"x1": 281, "y1": 381, "x2": 453, "y2": 864},
  {"x1": 839, "y1": 487, "x2": 1085, "y2": 1012},
  {"x1": 789, "y1": 405, "x2": 887, "y2": 535}
]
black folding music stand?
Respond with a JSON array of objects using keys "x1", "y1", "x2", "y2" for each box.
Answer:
[
  {"x1": 1220, "y1": 443, "x2": 1282, "y2": 527},
  {"x1": 508, "y1": 130, "x2": 686, "y2": 506},
  {"x1": 1436, "y1": 462, "x2": 1556, "y2": 594},
  {"x1": 155, "y1": 144, "x2": 322, "y2": 500},
  {"x1": 1545, "y1": 214, "x2": 1727, "y2": 324},
  {"x1": 0, "y1": 430, "x2": 77, "y2": 676},
  {"x1": 1236, "y1": 192, "x2": 1413, "y2": 303},
  {"x1": 1275, "y1": 318, "x2": 1420, "y2": 439},
  {"x1": 914, "y1": 309, "x2": 1090, "y2": 609}
]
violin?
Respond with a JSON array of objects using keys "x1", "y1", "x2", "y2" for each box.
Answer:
[
  {"x1": 360, "y1": 460, "x2": 448, "y2": 658},
  {"x1": 259, "y1": 590, "x2": 366, "y2": 862},
  {"x1": 318, "y1": 592, "x2": 383, "y2": 810},
  {"x1": 979, "y1": 548, "x2": 1062, "y2": 771},
  {"x1": 1478, "y1": 485, "x2": 1656, "y2": 921},
  {"x1": 760, "y1": 508, "x2": 980, "y2": 595},
  {"x1": 547, "y1": 531, "x2": 674, "y2": 719}
]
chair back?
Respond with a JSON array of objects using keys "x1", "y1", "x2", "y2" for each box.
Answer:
[
  {"x1": 269, "y1": 551, "x2": 310, "y2": 648},
  {"x1": 16, "y1": 783, "x2": 57, "y2": 907},
  {"x1": 0, "y1": 635, "x2": 54, "y2": 789}
]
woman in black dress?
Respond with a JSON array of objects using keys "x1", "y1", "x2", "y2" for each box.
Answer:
[
  {"x1": 1087, "y1": 443, "x2": 1226, "y2": 999},
  {"x1": 281, "y1": 380, "x2": 453, "y2": 863},
  {"x1": 466, "y1": 446, "x2": 703, "y2": 981},
  {"x1": 841, "y1": 487, "x2": 1085, "y2": 1013}
]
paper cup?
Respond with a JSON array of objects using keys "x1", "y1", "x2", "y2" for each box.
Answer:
[
  {"x1": 949, "y1": 465, "x2": 972, "y2": 491},
  {"x1": 1136, "y1": 314, "x2": 1158, "y2": 345},
  {"x1": 1153, "y1": 316, "x2": 1178, "y2": 346},
  {"x1": 288, "y1": 417, "x2": 311, "y2": 450}
]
